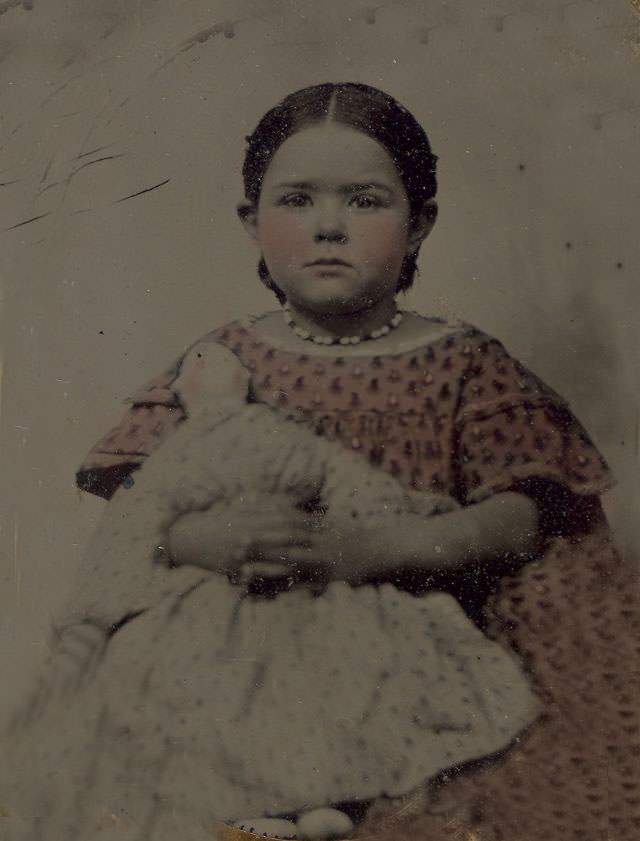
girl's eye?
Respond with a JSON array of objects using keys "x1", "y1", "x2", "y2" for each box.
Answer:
[
  {"x1": 279, "y1": 193, "x2": 311, "y2": 208},
  {"x1": 277, "y1": 193, "x2": 384, "y2": 209},
  {"x1": 351, "y1": 194, "x2": 382, "y2": 209}
]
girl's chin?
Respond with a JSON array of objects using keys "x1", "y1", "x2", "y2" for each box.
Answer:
[
  {"x1": 283, "y1": 280, "x2": 381, "y2": 313},
  {"x1": 289, "y1": 294, "x2": 368, "y2": 315}
]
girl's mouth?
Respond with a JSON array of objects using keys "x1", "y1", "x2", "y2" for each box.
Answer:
[{"x1": 306, "y1": 258, "x2": 352, "y2": 267}]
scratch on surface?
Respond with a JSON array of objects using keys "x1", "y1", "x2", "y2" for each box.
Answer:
[
  {"x1": 180, "y1": 20, "x2": 237, "y2": 51},
  {"x1": 39, "y1": 62, "x2": 107, "y2": 109},
  {"x1": 101, "y1": 16, "x2": 122, "y2": 41},
  {"x1": 117, "y1": 95, "x2": 132, "y2": 113},
  {"x1": 75, "y1": 142, "x2": 117, "y2": 160},
  {"x1": 37, "y1": 179, "x2": 66, "y2": 197},
  {"x1": 14, "y1": 522, "x2": 21, "y2": 601},
  {"x1": 5, "y1": 210, "x2": 53, "y2": 231},
  {"x1": 70, "y1": 153, "x2": 125, "y2": 177},
  {"x1": 144, "y1": 16, "x2": 247, "y2": 85},
  {"x1": 5, "y1": 212, "x2": 53, "y2": 231},
  {"x1": 60, "y1": 52, "x2": 81, "y2": 71},
  {"x1": 40, "y1": 156, "x2": 55, "y2": 184},
  {"x1": 54, "y1": 109, "x2": 84, "y2": 120},
  {"x1": 36, "y1": 154, "x2": 125, "y2": 199},
  {"x1": 347, "y1": 4, "x2": 388, "y2": 25},
  {"x1": 0, "y1": 0, "x2": 33, "y2": 13},
  {"x1": 115, "y1": 178, "x2": 171, "y2": 203},
  {"x1": 39, "y1": 81, "x2": 71, "y2": 108},
  {"x1": 418, "y1": 23, "x2": 448, "y2": 45},
  {"x1": 487, "y1": 10, "x2": 523, "y2": 33},
  {"x1": 0, "y1": 179, "x2": 20, "y2": 187}
]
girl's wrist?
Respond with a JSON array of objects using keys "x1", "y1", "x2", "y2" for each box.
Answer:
[
  {"x1": 399, "y1": 511, "x2": 481, "y2": 571},
  {"x1": 330, "y1": 522, "x2": 425, "y2": 583},
  {"x1": 359, "y1": 508, "x2": 489, "y2": 576},
  {"x1": 391, "y1": 493, "x2": 540, "y2": 574},
  {"x1": 374, "y1": 514, "x2": 450, "y2": 573}
]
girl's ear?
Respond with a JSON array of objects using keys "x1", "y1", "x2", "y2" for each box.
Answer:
[
  {"x1": 407, "y1": 199, "x2": 438, "y2": 253},
  {"x1": 237, "y1": 201, "x2": 258, "y2": 240}
]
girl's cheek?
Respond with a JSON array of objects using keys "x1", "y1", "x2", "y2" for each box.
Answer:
[
  {"x1": 357, "y1": 217, "x2": 408, "y2": 263},
  {"x1": 259, "y1": 214, "x2": 309, "y2": 261}
]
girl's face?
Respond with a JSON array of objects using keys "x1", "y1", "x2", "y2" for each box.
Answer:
[{"x1": 240, "y1": 123, "x2": 431, "y2": 316}]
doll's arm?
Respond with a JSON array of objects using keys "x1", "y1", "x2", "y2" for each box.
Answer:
[{"x1": 12, "y1": 622, "x2": 108, "y2": 728}]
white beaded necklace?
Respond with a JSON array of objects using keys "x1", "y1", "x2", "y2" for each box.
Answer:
[{"x1": 282, "y1": 302, "x2": 403, "y2": 346}]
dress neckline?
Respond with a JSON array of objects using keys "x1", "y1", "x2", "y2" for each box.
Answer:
[{"x1": 237, "y1": 311, "x2": 470, "y2": 361}]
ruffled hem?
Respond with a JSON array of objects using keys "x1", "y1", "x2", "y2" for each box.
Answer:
[{"x1": 0, "y1": 579, "x2": 540, "y2": 839}]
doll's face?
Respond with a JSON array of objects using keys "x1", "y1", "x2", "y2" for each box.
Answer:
[{"x1": 240, "y1": 123, "x2": 432, "y2": 316}]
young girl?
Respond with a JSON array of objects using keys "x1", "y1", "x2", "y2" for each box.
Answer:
[
  {"x1": 13, "y1": 341, "x2": 537, "y2": 841},
  {"x1": 2, "y1": 83, "x2": 637, "y2": 841}
]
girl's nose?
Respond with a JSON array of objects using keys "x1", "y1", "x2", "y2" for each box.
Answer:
[
  {"x1": 314, "y1": 228, "x2": 347, "y2": 244},
  {"x1": 313, "y1": 202, "x2": 348, "y2": 244}
]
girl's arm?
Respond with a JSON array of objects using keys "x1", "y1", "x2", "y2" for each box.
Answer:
[
  {"x1": 386, "y1": 490, "x2": 540, "y2": 574},
  {"x1": 242, "y1": 490, "x2": 541, "y2": 583}
]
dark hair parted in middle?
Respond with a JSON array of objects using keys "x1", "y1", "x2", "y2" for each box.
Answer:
[{"x1": 241, "y1": 83, "x2": 439, "y2": 303}]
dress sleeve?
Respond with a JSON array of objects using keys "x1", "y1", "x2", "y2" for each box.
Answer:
[
  {"x1": 75, "y1": 358, "x2": 187, "y2": 500},
  {"x1": 452, "y1": 333, "x2": 615, "y2": 533}
]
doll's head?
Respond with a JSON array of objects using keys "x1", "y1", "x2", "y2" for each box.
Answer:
[{"x1": 237, "y1": 83, "x2": 438, "y2": 310}]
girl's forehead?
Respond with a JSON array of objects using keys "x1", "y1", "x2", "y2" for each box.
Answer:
[{"x1": 263, "y1": 124, "x2": 403, "y2": 186}]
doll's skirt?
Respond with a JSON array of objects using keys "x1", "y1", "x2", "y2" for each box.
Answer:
[{"x1": 0, "y1": 578, "x2": 539, "y2": 841}]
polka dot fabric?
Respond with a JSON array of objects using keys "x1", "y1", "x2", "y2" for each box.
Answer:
[
  {"x1": 212, "y1": 321, "x2": 638, "y2": 841},
  {"x1": 454, "y1": 339, "x2": 613, "y2": 505},
  {"x1": 358, "y1": 526, "x2": 640, "y2": 841},
  {"x1": 64, "y1": 317, "x2": 638, "y2": 841},
  {"x1": 0, "y1": 346, "x2": 540, "y2": 840}
]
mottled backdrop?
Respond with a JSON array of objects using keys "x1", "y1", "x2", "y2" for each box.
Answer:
[{"x1": 1, "y1": 0, "x2": 638, "y2": 718}]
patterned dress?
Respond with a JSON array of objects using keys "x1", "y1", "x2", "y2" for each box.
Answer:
[{"x1": 75, "y1": 317, "x2": 640, "y2": 841}]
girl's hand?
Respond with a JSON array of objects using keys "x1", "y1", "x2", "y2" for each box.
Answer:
[
  {"x1": 169, "y1": 491, "x2": 539, "y2": 582},
  {"x1": 166, "y1": 497, "x2": 317, "y2": 575},
  {"x1": 269, "y1": 491, "x2": 541, "y2": 581},
  {"x1": 251, "y1": 510, "x2": 422, "y2": 583}
]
